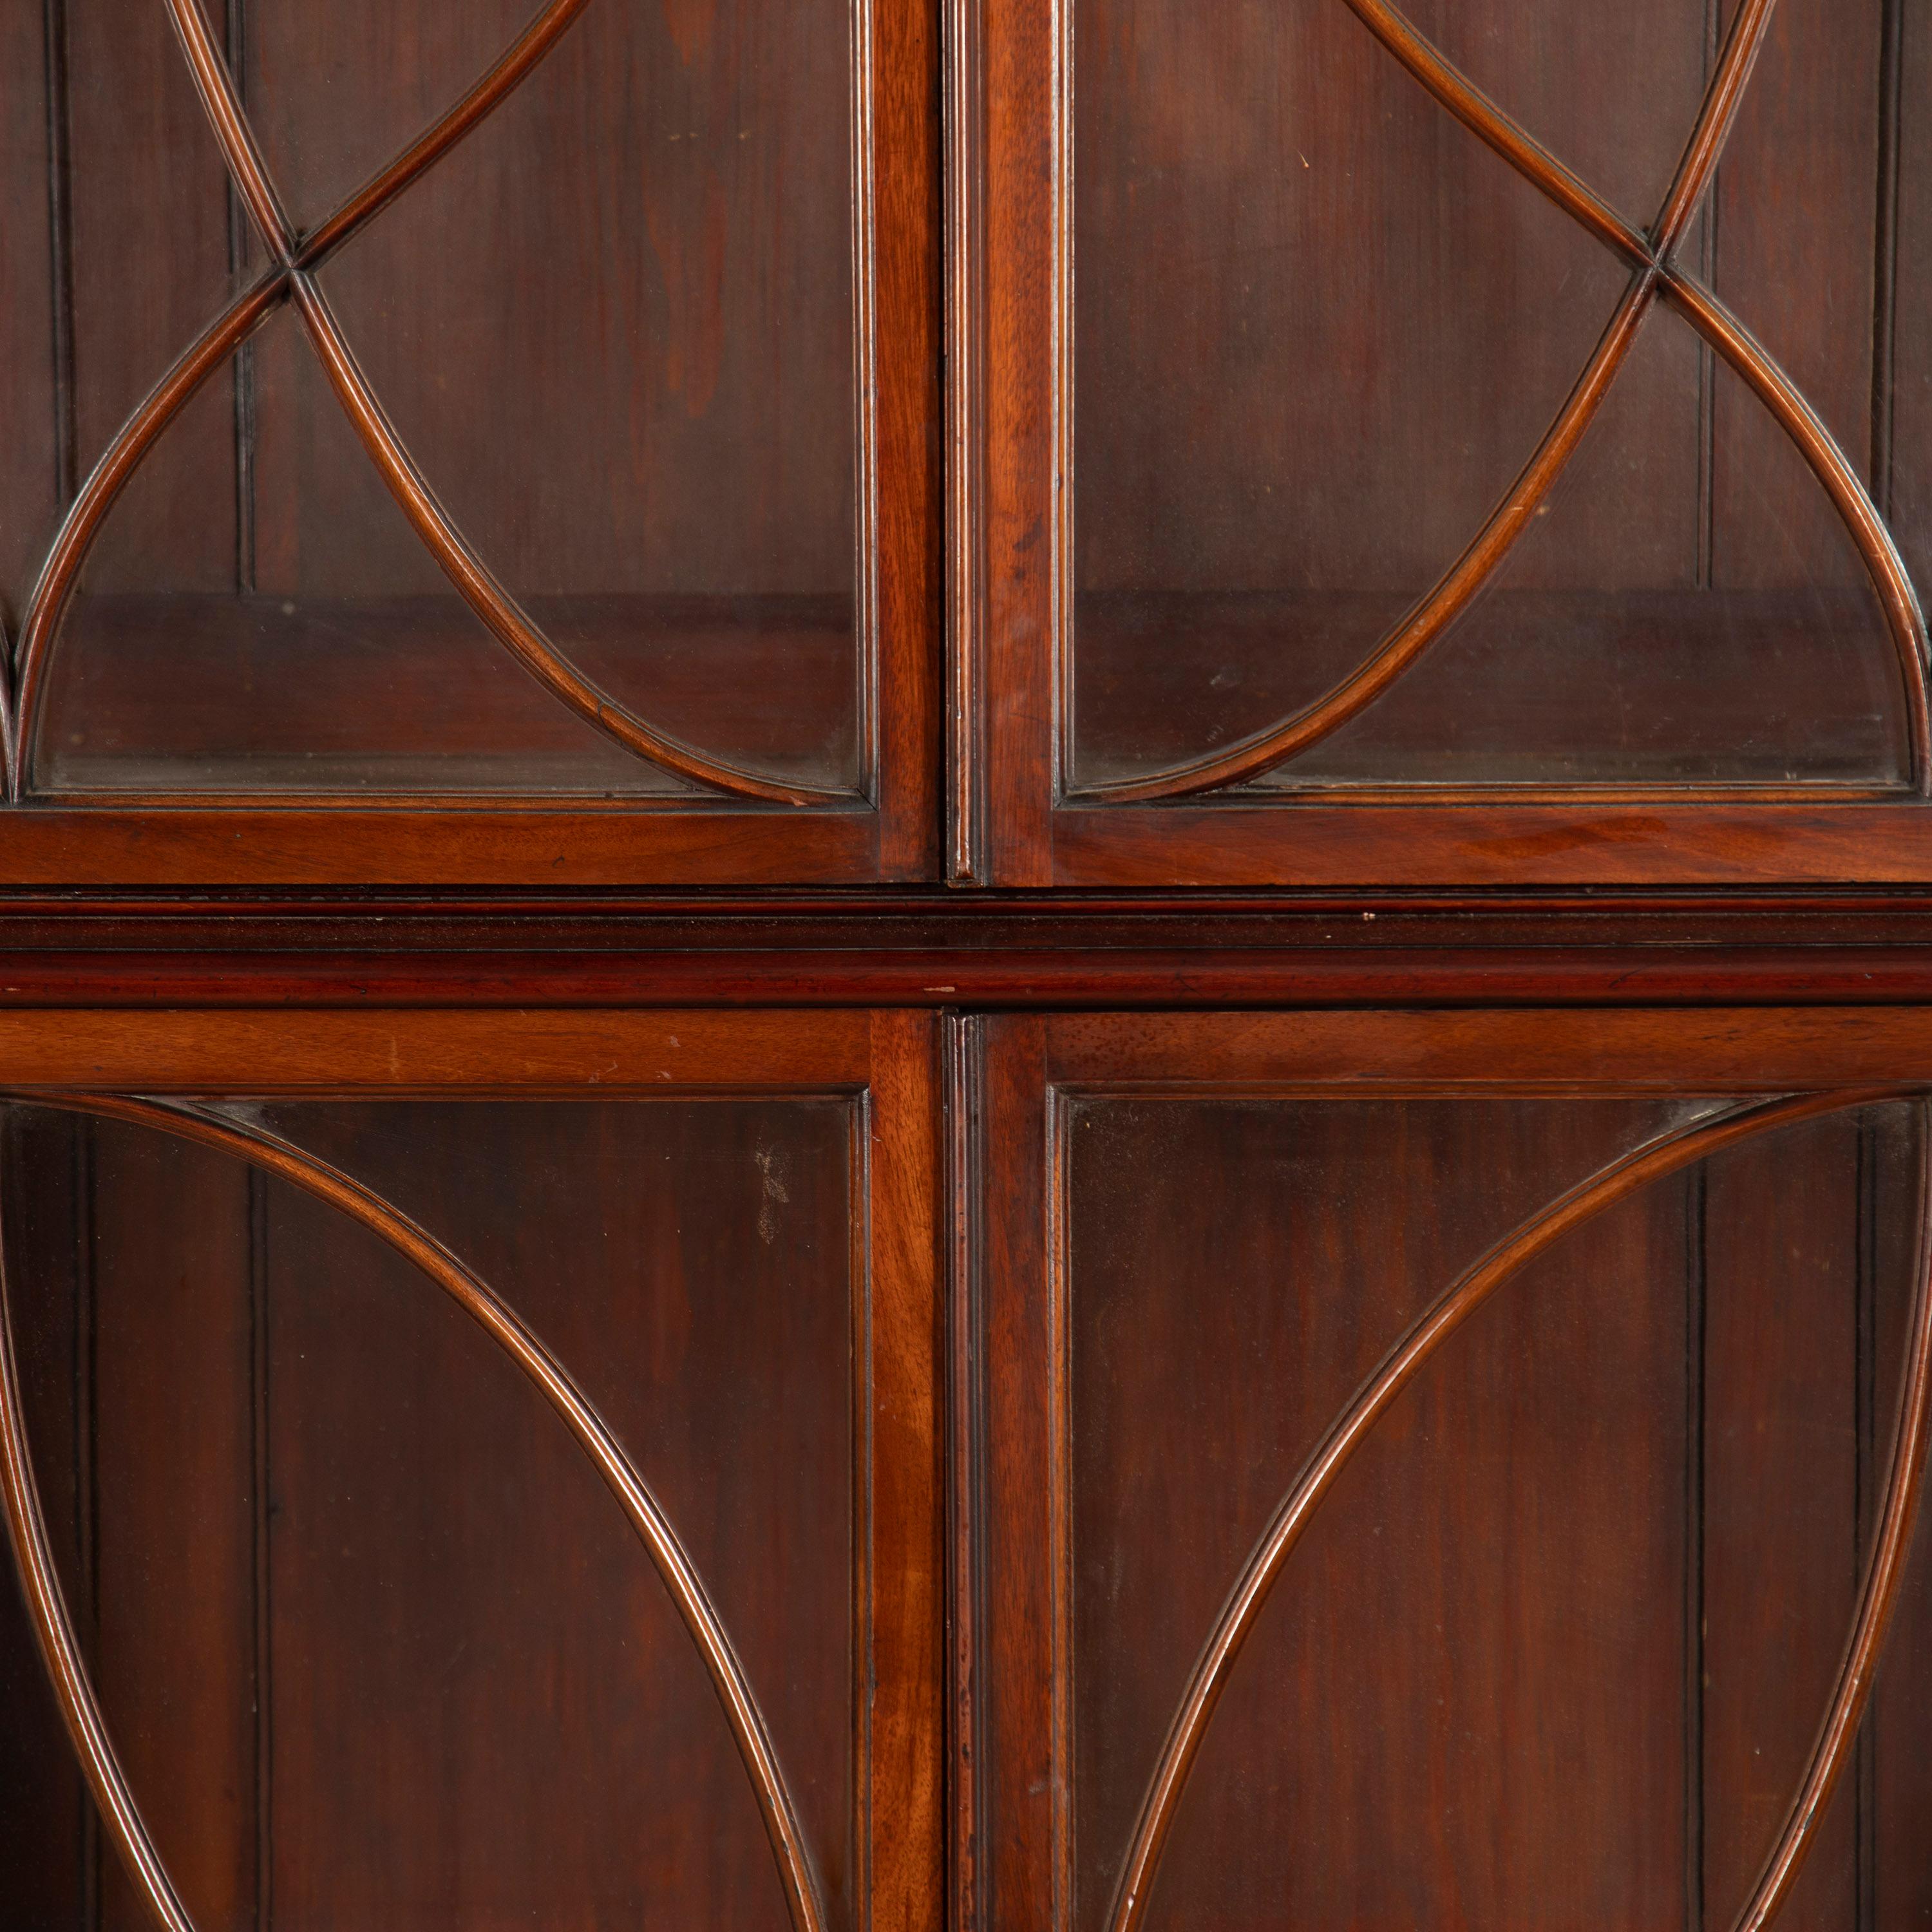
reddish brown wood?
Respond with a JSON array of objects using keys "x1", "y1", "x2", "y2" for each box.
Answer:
[
  {"x1": 8, "y1": 8, "x2": 1932, "y2": 1928},
  {"x1": 1872, "y1": 1105, "x2": 1932, "y2": 1930},
  {"x1": 1106, "y1": 1090, "x2": 1888, "y2": 1932},
  {"x1": 1066, "y1": 1094, "x2": 1696, "y2": 1931},
  {"x1": 866, "y1": 1012, "x2": 947, "y2": 1932},
  {"x1": 967, "y1": 1013, "x2": 1932, "y2": 1932},
  {"x1": 967, "y1": 0, "x2": 1932, "y2": 884},
  {"x1": 0, "y1": 1112, "x2": 90, "y2": 1932},
  {"x1": 5, "y1": 0, "x2": 937, "y2": 882},
  {"x1": 0, "y1": 1010, "x2": 943, "y2": 1932},
  {"x1": 86, "y1": 1126, "x2": 258, "y2": 1932},
  {"x1": 1701, "y1": 1118, "x2": 1862, "y2": 1931},
  {"x1": 0, "y1": 0, "x2": 58, "y2": 639}
]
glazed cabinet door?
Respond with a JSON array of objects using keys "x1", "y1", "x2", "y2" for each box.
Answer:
[
  {"x1": 1, "y1": 1, "x2": 937, "y2": 884},
  {"x1": 957, "y1": 0, "x2": 1932, "y2": 885},
  {"x1": 0, "y1": 1010, "x2": 942, "y2": 1931},
  {"x1": 957, "y1": 1010, "x2": 1932, "y2": 1930}
]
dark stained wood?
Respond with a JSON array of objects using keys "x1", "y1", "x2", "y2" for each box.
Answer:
[
  {"x1": 972, "y1": 1016, "x2": 1054, "y2": 1929},
  {"x1": 8, "y1": 890, "x2": 1932, "y2": 1012},
  {"x1": 1, "y1": 0, "x2": 937, "y2": 882},
  {"x1": 1889, "y1": 0, "x2": 1932, "y2": 596},
  {"x1": 0, "y1": 0, "x2": 57, "y2": 634},
  {"x1": 972, "y1": 0, "x2": 1054, "y2": 883},
  {"x1": 256, "y1": 1097, "x2": 854, "y2": 1928},
  {"x1": 967, "y1": 1017, "x2": 1932, "y2": 1932},
  {"x1": 1074, "y1": 587, "x2": 1903, "y2": 790},
  {"x1": 1050, "y1": 802, "x2": 1932, "y2": 888},
  {"x1": 1041, "y1": 1006, "x2": 1932, "y2": 1092},
  {"x1": 0, "y1": 1109, "x2": 90, "y2": 1932},
  {"x1": 0, "y1": 807, "x2": 878, "y2": 889},
  {"x1": 1072, "y1": 0, "x2": 1651, "y2": 605},
  {"x1": 1701, "y1": 1117, "x2": 1862, "y2": 1931},
  {"x1": 39, "y1": 594, "x2": 856, "y2": 795},
  {"x1": 1065, "y1": 1095, "x2": 1692, "y2": 1929},
  {"x1": 864, "y1": 1011, "x2": 946, "y2": 1932},
  {"x1": 1712, "y1": 0, "x2": 1881, "y2": 589},
  {"x1": 0, "y1": 1012, "x2": 942, "y2": 1932},
  {"x1": 7, "y1": 3, "x2": 1932, "y2": 1926},
  {"x1": 1871, "y1": 1103, "x2": 1932, "y2": 1929},
  {"x1": 965, "y1": 0, "x2": 1932, "y2": 884},
  {"x1": 63, "y1": 0, "x2": 236, "y2": 598},
  {"x1": 252, "y1": 0, "x2": 854, "y2": 607},
  {"x1": 85, "y1": 1121, "x2": 257, "y2": 1932}
]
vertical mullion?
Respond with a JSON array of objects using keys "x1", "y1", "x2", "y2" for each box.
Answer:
[{"x1": 947, "y1": 1014, "x2": 987, "y2": 1932}]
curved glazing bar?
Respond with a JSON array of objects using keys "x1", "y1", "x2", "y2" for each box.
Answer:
[{"x1": 9, "y1": 0, "x2": 601, "y2": 799}]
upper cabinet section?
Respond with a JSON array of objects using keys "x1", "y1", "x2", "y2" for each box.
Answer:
[
  {"x1": 0, "y1": 0, "x2": 936, "y2": 884},
  {"x1": 958, "y1": 0, "x2": 1932, "y2": 884}
]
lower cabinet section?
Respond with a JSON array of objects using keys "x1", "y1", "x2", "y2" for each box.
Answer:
[
  {"x1": 959, "y1": 1012, "x2": 1932, "y2": 1932},
  {"x1": 0, "y1": 1012, "x2": 942, "y2": 1932},
  {"x1": 4, "y1": 1008, "x2": 1932, "y2": 1928}
]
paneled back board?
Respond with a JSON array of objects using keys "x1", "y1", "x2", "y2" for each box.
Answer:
[
  {"x1": 957, "y1": 0, "x2": 1932, "y2": 885},
  {"x1": 0, "y1": 0, "x2": 938, "y2": 884}
]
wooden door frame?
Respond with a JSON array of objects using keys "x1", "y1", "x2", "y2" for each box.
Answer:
[
  {"x1": 0, "y1": 0, "x2": 938, "y2": 889},
  {"x1": 952, "y1": 1006, "x2": 1932, "y2": 1932},
  {"x1": 0, "y1": 1007, "x2": 944, "y2": 1932},
  {"x1": 951, "y1": 0, "x2": 1932, "y2": 888}
]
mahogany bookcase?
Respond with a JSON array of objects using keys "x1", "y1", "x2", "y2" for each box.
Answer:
[{"x1": 3, "y1": 2, "x2": 1931, "y2": 1928}]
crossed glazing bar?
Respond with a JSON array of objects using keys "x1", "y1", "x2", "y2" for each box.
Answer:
[
  {"x1": 1084, "y1": 0, "x2": 1932, "y2": 803},
  {"x1": 0, "y1": 1094, "x2": 833, "y2": 1932},
  {"x1": 1104, "y1": 1090, "x2": 1932, "y2": 1932},
  {"x1": 7, "y1": 0, "x2": 842, "y2": 808}
]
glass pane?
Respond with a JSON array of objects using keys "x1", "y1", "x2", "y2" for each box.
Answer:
[
  {"x1": 43, "y1": 310, "x2": 689, "y2": 793},
  {"x1": 1428, "y1": 0, "x2": 1711, "y2": 223},
  {"x1": 1071, "y1": 0, "x2": 1920, "y2": 793},
  {"x1": 0, "y1": 1, "x2": 242, "y2": 641},
  {"x1": 1063, "y1": 1095, "x2": 1932, "y2": 1930},
  {"x1": 1894, "y1": 4, "x2": 1932, "y2": 601},
  {"x1": 0, "y1": 1098, "x2": 857, "y2": 1929},
  {"x1": 15, "y1": 0, "x2": 859, "y2": 799},
  {"x1": 1276, "y1": 308, "x2": 1908, "y2": 786}
]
